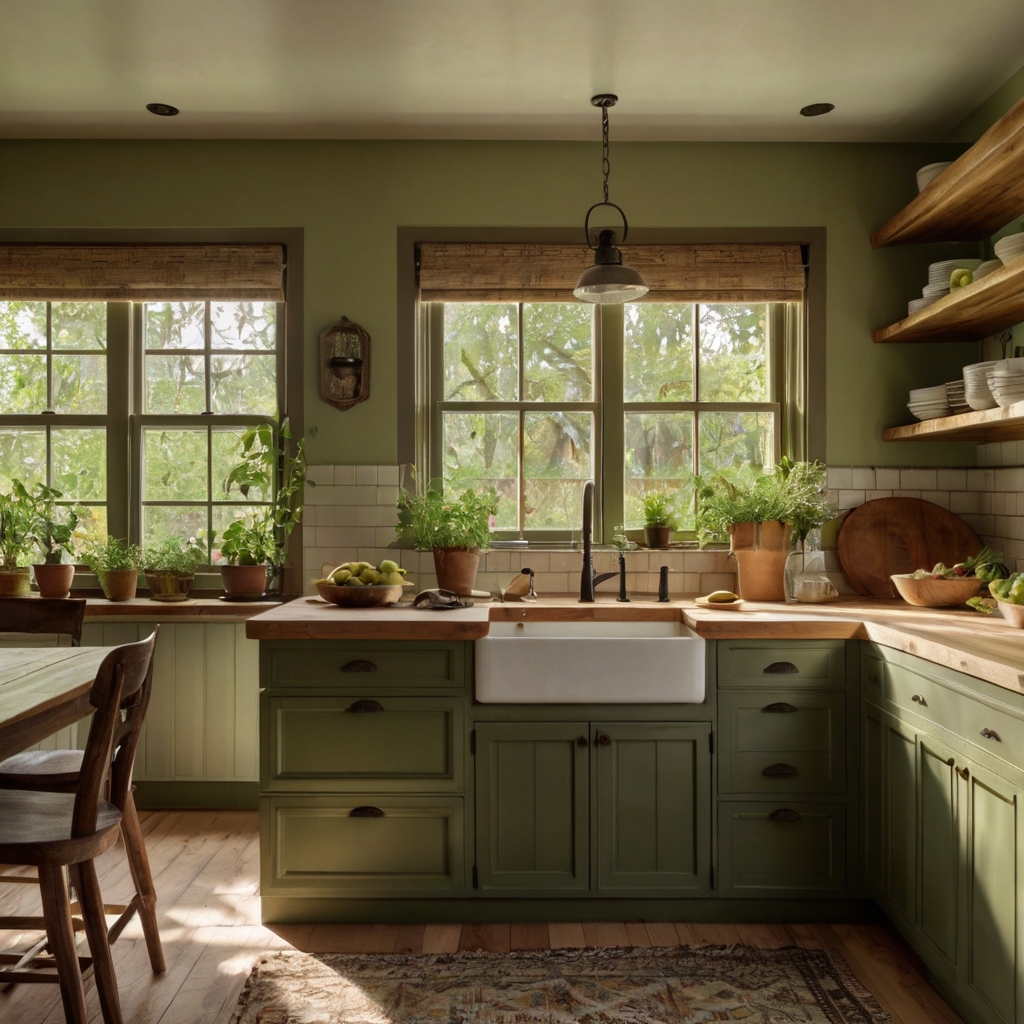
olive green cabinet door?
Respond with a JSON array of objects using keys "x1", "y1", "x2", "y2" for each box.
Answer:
[
  {"x1": 959, "y1": 759, "x2": 1023, "y2": 1024},
  {"x1": 475, "y1": 722, "x2": 589, "y2": 891},
  {"x1": 862, "y1": 701, "x2": 884, "y2": 898},
  {"x1": 881, "y1": 709, "x2": 918, "y2": 927},
  {"x1": 594, "y1": 722, "x2": 711, "y2": 893}
]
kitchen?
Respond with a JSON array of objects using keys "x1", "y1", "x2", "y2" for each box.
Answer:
[{"x1": 3, "y1": 3, "x2": 1024, "y2": 1023}]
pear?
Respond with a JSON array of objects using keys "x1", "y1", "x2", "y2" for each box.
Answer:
[
  {"x1": 378, "y1": 559, "x2": 400, "y2": 574},
  {"x1": 382, "y1": 571, "x2": 406, "y2": 585},
  {"x1": 359, "y1": 567, "x2": 382, "y2": 585},
  {"x1": 328, "y1": 567, "x2": 352, "y2": 583},
  {"x1": 706, "y1": 590, "x2": 740, "y2": 603},
  {"x1": 344, "y1": 576, "x2": 364, "y2": 586}
]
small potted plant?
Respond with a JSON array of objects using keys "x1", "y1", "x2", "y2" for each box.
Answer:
[
  {"x1": 0, "y1": 488, "x2": 35, "y2": 596},
  {"x1": 696, "y1": 459, "x2": 834, "y2": 602},
  {"x1": 144, "y1": 537, "x2": 205, "y2": 602},
  {"x1": 396, "y1": 483, "x2": 498, "y2": 595},
  {"x1": 641, "y1": 491, "x2": 680, "y2": 549},
  {"x1": 217, "y1": 510, "x2": 275, "y2": 598},
  {"x1": 17, "y1": 480, "x2": 83, "y2": 599},
  {"x1": 84, "y1": 537, "x2": 145, "y2": 602}
]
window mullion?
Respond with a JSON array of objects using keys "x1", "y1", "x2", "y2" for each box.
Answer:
[
  {"x1": 599, "y1": 303, "x2": 623, "y2": 545},
  {"x1": 517, "y1": 303, "x2": 525, "y2": 533},
  {"x1": 106, "y1": 302, "x2": 132, "y2": 542}
]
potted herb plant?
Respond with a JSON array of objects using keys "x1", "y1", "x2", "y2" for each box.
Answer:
[
  {"x1": 217, "y1": 510, "x2": 275, "y2": 598},
  {"x1": 396, "y1": 484, "x2": 498, "y2": 595},
  {"x1": 84, "y1": 537, "x2": 145, "y2": 602},
  {"x1": 696, "y1": 459, "x2": 835, "y2": 602},
  {"x1": 642, "y1": 491, "x2": 680, "y2": 549},
  {"x1": 221, "y1": 418, "x2": 307, "y2": 596},
  {"x1": 144, "y1": 537, "x2": 205, "y2": 602},
  {"x1": 17, "y1": 480, "x2": 83, "y2": 599},
  {"x1": 0, "y1": 488, "x2": 35, "y2": 596}
]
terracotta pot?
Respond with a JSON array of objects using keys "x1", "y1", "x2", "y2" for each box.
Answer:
[
  {"x1": 432, "y1": 547, "x2": 480, "y2": 596},
  {"x1": 33, "y1": 563, "x2": 75, "y2": 599},
  {"x1": 145, "y1": 569, "x2": 195, "y2": 602},
  {"x1": 644, "y1": 525, "x2": 672, "y2": 549},
  {"x1": 220, "y1": 563, "x2": 268, "y2": 598},
  {"x1": 0, "y1": 567, "x2": 31, "y2": 597},
  {"x1": 729, "y1": 521, "x2": 793, "y2": 602},
  {"x1": 100, "y1": 568, "x2": 139, "y2": 602}
]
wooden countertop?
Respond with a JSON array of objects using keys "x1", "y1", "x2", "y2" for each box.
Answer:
[
  {"x1": 81, "y1": 597, "x2": 280, "y2": 621},
  {"x1": 245, "y1": 594, "x2": 1024, "y2": 694}
]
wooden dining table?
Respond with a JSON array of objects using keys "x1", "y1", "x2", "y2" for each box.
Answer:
[{"x1": 0, "y1": 646, "x2": 116, "y2": 760}]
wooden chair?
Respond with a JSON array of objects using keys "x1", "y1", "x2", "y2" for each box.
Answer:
[
  {"x1": 0, "y1": 598, "x2": 86, "y2": 647},
  {"x1": 0, "y1": 630, "x2": 158, "y2": 1024},
  {"x1": 0, "y1": 622, "x2": 164, "y2": 978}
]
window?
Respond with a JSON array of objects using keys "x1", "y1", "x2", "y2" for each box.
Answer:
[{"x1": 429, "y1": 299, "x2": 785, "y2": 538}]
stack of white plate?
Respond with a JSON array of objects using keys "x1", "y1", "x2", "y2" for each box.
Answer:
[
  {"x1": 945, "y1": 380, "x2": 970, "y2": 414},
  {"x1": 986, "y1": 357, "x2": 1024, "y2": 408},
  {"x1": 928, "y1": 258, "x2": 983, "y2": 286},
  {"x1": 908, "y1": 384, "x2": 952, "y2": 420},
  {"x1": 908, "y1": 296, "x2": 937, "y2": 316},
  {"x1": 993, "y1": 233, "x2": 1024, "y2": 263},
  {"x1": 964, "y1": 360, "x2": 1000, "y2": 411},
  {"x1": 975, "y1": 259, "x2": 1003, "y2": 280},
  {"x1": 916, "y1": 161, "x2": 954, "y2": 192}
]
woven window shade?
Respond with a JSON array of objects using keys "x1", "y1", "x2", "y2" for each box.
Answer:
[
  {"x1": 0, "y1": 244, "x2": 286, "y2": 301},
  {"x1": 418, "y1": 242, "x2": 805, "y2": 303}
]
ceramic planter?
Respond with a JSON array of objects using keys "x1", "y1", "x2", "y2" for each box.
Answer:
[
  {"x1": 100, "y1": 568, "x2": 139, "y2": 602},
  {"x1": 432, "y1": 547, "x2": 480, "y2": 596},
  {"x1": 33, "y1": 563, "x2": 75, "y2": 599},
  {"x1": 0, "y1": 567, "x2": 31, "y2": 597},
  {"x1": 145, "y1": 569, "x2": 195, "y2": 602},
  {"x1": 220, "y1": 563, "x2": 268, "y2": 599},
  {"x1": 644, "y1": 525, "x2": 672, "y2": 549},
  {"x1": 729, "y1": 521, "x2": 793, "y2": 602}
]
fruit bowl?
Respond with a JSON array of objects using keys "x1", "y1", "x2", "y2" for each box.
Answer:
[
  {"x1": 314, "y1": 581, "x2": 406, "y2": 608},
  {"x1": 994, "y1": 597, "x2": 1024, "y2": 629},
  {"x1": 890, "y1": 574, "x2": 984, "y2": 607}
]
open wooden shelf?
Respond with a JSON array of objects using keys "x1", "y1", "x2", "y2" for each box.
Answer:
[
  {"x1": 872, "y1": 256, "x2": 1024, "y2": 343},
  {"x1": 883, "y1": 401, "x2": 1024, "y2": 443},
  {"x1": 872, "y1": 96, "x2": 1024, "y2": 247}
]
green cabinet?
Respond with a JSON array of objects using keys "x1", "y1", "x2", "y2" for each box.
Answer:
[{"x1": 474, "y1": 721, "x2": 711, "y2": 895}]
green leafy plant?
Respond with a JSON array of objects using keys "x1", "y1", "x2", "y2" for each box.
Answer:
[
  {"x1": 696, "y1": 458, "x2": 835, "y2": 547},
  {"x1": 83, "y1": 536, "x2": 144, "y2": 574},
  {"x1": 222, "y1": 418, "x2": 307, "y2": 566},
  {"x1": 13, "y1": 480, "x2": 83, "y2": 564},
  {"x1": 144, "y1": 537, "x2": 206, "y2": 574},
  {"x1": 396, "y1": 483, "x2": 499, "y2": 551},
  {"x1": 0, "y1": 489, "x2": 35, "y2": 570},
  {"x1": 642, "y1": 491, "x2": 680, "y2": 530}
]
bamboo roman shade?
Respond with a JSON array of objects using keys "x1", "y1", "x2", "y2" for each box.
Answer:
[
  {"x1": 418, "y1": 242, "x2": 805, "y2": 303},
  {"x1": 0, "y1": 244, "x2": 286, "y2": 301}
]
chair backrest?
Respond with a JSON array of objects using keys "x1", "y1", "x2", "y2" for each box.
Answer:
[
  {"x1": 0, "y1": 598, "x2": 86, "y2": 647},
  {"x1": 74, "y1": 628, "x2": 159, "y2": 838}
]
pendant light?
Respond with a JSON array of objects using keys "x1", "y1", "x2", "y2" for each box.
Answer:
[{"x1": 573, "y1": 94, "x2": 649, "y2": 303}]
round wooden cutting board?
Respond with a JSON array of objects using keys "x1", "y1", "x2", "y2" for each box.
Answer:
[{"x1": 837, "y1": 496, "x2": 983, "y2": 599}]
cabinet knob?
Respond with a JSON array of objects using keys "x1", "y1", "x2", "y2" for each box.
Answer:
[
  {"x1": 349, "y1": 806, "x2": 385, "y2": 818},
  {"x1": 577, "y1": 735, "x2": 588, "y2": 747},
  {"x1": 596, "y1": 733, "x2": 612, "y2": 746},
  {"x1": 341, "y1": 659, "x2": 378, "y2": 673},
  {"x1": 980, "y1": 728, "x2": 1001, "y2": 741},
  {"x1": 946, "y1": 758, "x2": 955, "y2": 767},
  {"x1": 763, "y1": 661, "x2": 799, "y2": 675},
  {"x1": 768, "y1": 808, "x2": 802, "y2": 822},
  {"x1": 762, "y1": 702, "x2": 798, "y2": 714},
  {"x1": 911, "y1": 694, "x2": 927, "y2": 705},
  {"x1": 348, "y1": 699, "x2": 384, "y2": 713},
  {"x1": 867, "y1": 673, "x2": 879, "y2": 683},
  {"x1": 762, "y1": 762, "x2": 799, "y2": 778},
  {"x1": 956, "y1": 766, "x2": 971, "y2": 781}
]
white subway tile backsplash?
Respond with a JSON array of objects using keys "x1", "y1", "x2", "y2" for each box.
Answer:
[
  {"x1": 335, "y1": 485, "x2": 377, "y2": 505},
  {"x1": 936, "y1": 469, "x2": 967, "y2": 491},
  {"x1": 334, "y1": 465, "x2": 356, "y2": 485},
  {"x1": 921, "y1": 491, "x2": 950, "y2": 509},
  {"x1": 874, "y1": 469, "x2": 901, "y2": 489},
  {"x1": 305, "y1": 465, "x2": 334, "y2": 486},
  {"x1": 900, "y1": 469, "x2": 937, "y2": 490},
  {"x1": 850, "y1": 468, "x2": 876, "y2": 489},
  {"x1": 355, "y1": 465, "x2": 378, "y2": 485},
  {"x1": 378, "y1": 466, "x2": 401, "y2": 486},
  {"x1": 828, "y1": 467, "x2": 853, "y2": 490},
  {"x1": 838, "y1": 490, "x2": 865, "y2": 509}
]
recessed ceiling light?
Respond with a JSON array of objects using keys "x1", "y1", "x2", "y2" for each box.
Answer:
[
  {"x1": 800, "y1": 103, "x2": 835, "y2": 117},
  {"x1": 146, "y1": 103, "x2": 179, "y2": 117}
]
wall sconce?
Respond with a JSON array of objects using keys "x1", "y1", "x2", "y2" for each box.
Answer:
[{"x1": 319, "y1": 316, "x2": 370, "y2": 410}]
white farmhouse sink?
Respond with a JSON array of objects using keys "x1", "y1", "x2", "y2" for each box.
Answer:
[{"x1": 475, "y1": 620, "x2": 706, "y2": 703}]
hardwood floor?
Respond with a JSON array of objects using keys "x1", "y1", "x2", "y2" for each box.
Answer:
[{"x1": 0, "y1": 811, "x2": 963, "y2": 1024}]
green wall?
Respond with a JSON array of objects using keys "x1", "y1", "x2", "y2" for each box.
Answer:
[
  {"x1": 0, "y1": 138, "x2": 981, "y2": 467},
  {"x1": 947, "y1": 63, "x2": 1024, "y2": 143}
]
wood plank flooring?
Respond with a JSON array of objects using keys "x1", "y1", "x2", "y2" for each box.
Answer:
[{"x1": 0, "y1": 811, "x2": 962, "y2": 1024}]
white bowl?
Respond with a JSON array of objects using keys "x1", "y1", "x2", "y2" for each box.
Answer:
[
  {"x1": 994, "y1": 234, "x2": 1024, "y2": 262},
  {"x1": 966, "y1": 395, "x2": 999, "y2": 411},
  {"x1": 917, "y1": 161, "x2": 954, "y2": 192},
  {"x1": 975, "y1": 259, "x2": 1003, "y2": 279}
]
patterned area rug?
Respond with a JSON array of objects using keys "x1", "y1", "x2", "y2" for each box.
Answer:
[{"x1": 231, "y1": 945, "x2": 891, "y2": 1023}]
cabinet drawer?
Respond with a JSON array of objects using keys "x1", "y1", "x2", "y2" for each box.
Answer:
[
  {"x1": 262, "y1": 641, "x2": 467, "y2": 690},
  {"x1": 719, "y1": 800, "x2": 847, "y2": 896},
  {"x1": 718, "y1": 642, "x2": 846, "y2": 689},
  {"x1": 718, "y1": 691, "x2": 846, "y2": 795},
  {"x1": 262, "y1": 696, "x2": 463, "y2": 791},
  {"x1": 861, "y1": 650, "x2": 885, "y2": 699},
  {"x1": 262, "y1": 795, "x2": 464, "y2": 894},
  {"x1": 883, "y1": 662, "x2": 1022, "y2": 767}
]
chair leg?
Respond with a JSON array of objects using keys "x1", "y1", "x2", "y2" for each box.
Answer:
[
  {"x1": 120, "y1": 790, "x2": 165, "y2": 973},
  {"x1": 76, "y1": 859, "x2": 124, "y2": 1024},
  {"x1": 37, "y1": 863, "x2": 88, "y2": 1024}
]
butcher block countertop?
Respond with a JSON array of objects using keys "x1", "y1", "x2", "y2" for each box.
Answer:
[{"x1": 246, "y1": 595, "x2": 1024, "y2": 694}]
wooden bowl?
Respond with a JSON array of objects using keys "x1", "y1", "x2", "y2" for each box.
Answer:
[
  {"x1": 890, "y1": 574, "x2": 984, "y2": 607},
  {"x1": 994, "y1": 598, "x2": 1024, "y2": 629},
  {"x1": 315, "y1": 581, "x2": 405, "y2": 608}
]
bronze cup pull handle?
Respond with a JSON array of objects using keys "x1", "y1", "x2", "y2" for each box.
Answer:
[
  {"x1": 349, "y1": 806, "x2": 385, "y2": 818},
  {"x1": 768, "y1": 808, "x2": 802, "y2": 822},
  {"x1": 763, "y1": 763, "x2": 799, "y2": 778},
  {"x1": 763, "y1": 661, "x2": 799, "y2": 674},
  {"x1": 341, "y1": 659, "x2": 378, "y2": 673},
  {"x1": 980, "y1": 728, "x2": 1001, "y2": 741},
  {"x1": 596, "y1": 733, "x2": 612, "y2": 746},
  {"x1": 577, "y1": 736, "x2": 588, "y2": 747},
  {"x1": 956, "y1": 766, "x2": 971, "y2": 781},
  {"x1": 349, "y1": 699, "x2": 385, "y2": 713},
  {"x1": 911, "y1": 694, "x2": 927, "y2": 706},
  {"x1": 763, "y1": 702, "x2": 798, "y2": 714}
]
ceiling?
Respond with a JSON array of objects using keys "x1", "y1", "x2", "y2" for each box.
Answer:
[{"x1": 2, "y1": 0, "x2": 1023, "y2": 142}]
